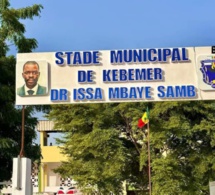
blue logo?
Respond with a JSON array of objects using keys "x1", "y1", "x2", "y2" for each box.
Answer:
[{"x1": 200, "y1": 59, "x2": 215, "y2": 88}]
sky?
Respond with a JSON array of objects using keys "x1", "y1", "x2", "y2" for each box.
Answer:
[
  {"x1": 9, "y1": 0, "x2": 215, "y2": 143},
  {"x1": 10, "y1": 0, "x2": 215, "y2": 52}
]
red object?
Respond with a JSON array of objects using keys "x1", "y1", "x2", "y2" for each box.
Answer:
[
  {"x1": 57, "y1": 190, "x2": 65, "y2": 194},
  {"x1": 66, "y1": 190, "x2": 74, "y2": 194},
  {"x1": 138, "y1": 118, "x2": 145, "y2": 128}
]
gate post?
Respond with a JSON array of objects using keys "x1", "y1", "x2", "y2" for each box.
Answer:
[{"x1": 12, "y1": 157, "x2": 32, "y2": 195}]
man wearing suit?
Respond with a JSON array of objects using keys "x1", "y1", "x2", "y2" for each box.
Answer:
[{"x1": 17, "y1": 61, "x2": 47, "y2": 96}]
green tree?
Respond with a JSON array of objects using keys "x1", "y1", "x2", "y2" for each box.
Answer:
[
  {"x1": 151, "y1": 101, "x2": 215, "y2": 195},
  {"x1": 0, "y1": 0, "x2": 43, "y2": 182},
  {"x1": 49, "y1": 101, "x2": 215, "y2": 194},
  {"x1": 48, "y1": 103, "x2": 150, "y2": 194}
]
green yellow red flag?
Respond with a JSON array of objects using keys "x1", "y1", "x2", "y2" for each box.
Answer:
[{"x1": 138, "y1": 108, "x2": 149, "y2": 128}]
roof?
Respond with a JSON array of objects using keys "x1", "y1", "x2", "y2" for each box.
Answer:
[{"x1": 37, "y1": 120, "x2": 61, "y2": 132}]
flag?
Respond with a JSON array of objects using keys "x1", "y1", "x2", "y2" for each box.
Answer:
[{"x1": 138, "y1": 111, "x2": 149, "y2": 128}]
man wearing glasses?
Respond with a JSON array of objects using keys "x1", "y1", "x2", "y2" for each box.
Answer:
[{"x1": 17, "y1": 61, "x2": 47, "y2": 96}]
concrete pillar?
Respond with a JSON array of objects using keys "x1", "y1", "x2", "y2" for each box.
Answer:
[
  {"x1": 122, "y1": 181, "x2": 127, "y2": 195},
  {"x1": 12, "y1": 157, "x2": 32, "y2": 195},
  {"x1": 39, "y1": 165, "x2": 43, "y2": 193},
  {"x1": 210, "y1": 181, "x2": 215, "y2": 195},
  {"x1": 40, "y1": 163, "x2": 48, "y2": 192},
  {"x1": 40, "y1": 131, "x2": 48, "y2": 146},
  {"x1": 44, "y1": 164, "x2": 48, "y2": 190}
]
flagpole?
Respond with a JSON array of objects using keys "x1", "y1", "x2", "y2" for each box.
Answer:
[{"x1": 147, "y1": 122, "x2": 151, "y2": 195}]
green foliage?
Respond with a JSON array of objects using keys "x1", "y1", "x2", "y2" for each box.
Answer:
[
  {"x1": 48, "y1": 103, "x2": 150, "y2": 193},
  {"x1": 0, "y1": 137, "x2": 15, "y2": 149},
  {"x1": 0, "y1": 106, "x2": 41, "y2": 182},
  {"x1": 151, "y1": 101, "x2": 215, "y2": 195},
  {"x1": 57, "y1": 128, "x2": 127, "y2": 194},
  {"x1": 0, "y1": 0, "x2": 43, "y2": 183},
  {"x1": 0, "y1": 0, "x2": 43, "y2": 55},
  {"x1": 49, "y1": 101, "x2": 215, "y2": 194}
]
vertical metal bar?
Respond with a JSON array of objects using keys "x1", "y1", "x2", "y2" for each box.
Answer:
[
  {"x1": 147, "y1": 122, "x2": 151, "y2": 195},
  {"x1": 19, "y1": 105, "x2": 25, "y2": 157}
]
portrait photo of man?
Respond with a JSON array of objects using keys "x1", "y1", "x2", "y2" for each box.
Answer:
[{"x1": 17, "y1": 61, "x2": 47, "y2": 96}]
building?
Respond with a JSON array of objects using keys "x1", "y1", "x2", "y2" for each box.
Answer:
[{"x1": 37, "y1": 120, "x2": 76, "y2": 193}]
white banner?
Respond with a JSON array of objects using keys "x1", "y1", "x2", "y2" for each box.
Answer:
[{"x1": 15, "y1": 46, "x2": 215, "y2": 105}]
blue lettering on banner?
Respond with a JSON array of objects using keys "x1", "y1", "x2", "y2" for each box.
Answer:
[
  {"x1": 78, "y1": 70, "x2": 94, "y2": 83},
  {"x1": 148, "y1": 49, "x2": 157, "y2": 62},
  {"x1": 172, "y1": 48, "x2": 181, "y2": 61},
  {"x1": 84, "y1": 52, "x2": 92, "y2": 64},
  {"x1": 55, "y1": 52, "x2": 64, "y2": 65},
  {"x1": 55, "y1": 51, "x2": 100, "y2": 66},
  {"x1": 162, "y1": 49, "x2": 171, "y2": 62},
  {"x1": 51, "y1": 89, "x2": 69, "y2": 101},
  {"x1": 103, "y1": 68, "x2": 163, "y2": 82},
  {"x1": 110, "y1": 48, "x2": 189, "y2": 64},
  {"x1": 157, "y1": 85, "x2": 196, "y2": 98},
  {"x1": 73, "y1": 88, "x2": 103, "y2": 101},
  {"x1": 73, "y1": 52, "x2": 82, "y2": 64},
  {"x1": 52, "y1": 47, "x2": 196, "y2": 103},
  {"x1": 108, "y1": 86, "x2": 152, "y2": 99}
]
